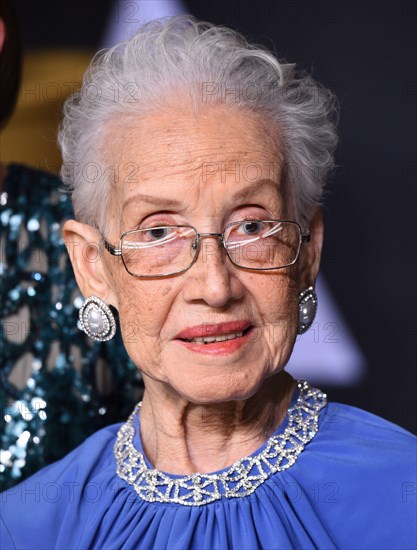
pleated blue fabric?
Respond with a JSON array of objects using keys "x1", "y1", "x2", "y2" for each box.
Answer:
[{"x1": 1, "y1": 389, "x2": 416, "y2": 549}]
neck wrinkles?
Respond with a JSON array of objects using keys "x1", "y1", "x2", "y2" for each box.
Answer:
[{"x1": 138, "y1": 371, "x2": 296, "y2": 475}]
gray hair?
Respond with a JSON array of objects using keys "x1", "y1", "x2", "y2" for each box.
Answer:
[{"x1": 58, "y1": 15, "x2": 338, "y2": 232}]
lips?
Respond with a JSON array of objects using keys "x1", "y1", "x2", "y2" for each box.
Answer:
[
  {"x1": 175, "y1": 321, "x2": 252, "y2": 342},
  {"x1": 174, "y1": 321, "x2": 255, "y2": 356}
]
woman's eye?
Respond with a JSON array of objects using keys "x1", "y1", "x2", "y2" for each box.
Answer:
[
  {"x1": 145, "y1": 227, "x2": 170, "y2": 240},
  {"x1": 241, "y1": 221, "x2": 263, "y2": 235}
]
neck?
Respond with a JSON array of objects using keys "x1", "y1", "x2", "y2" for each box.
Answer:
[{"x1": 139, "y1": 371, "x2": 296, "y2": 474}]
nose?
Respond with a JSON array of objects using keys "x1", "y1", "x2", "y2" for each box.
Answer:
[{"x1": 182, "y1": 236, "x2": 245, "y2": 308}]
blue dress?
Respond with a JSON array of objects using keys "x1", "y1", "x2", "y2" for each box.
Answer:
[{"x1": 1, "y1": 381, "x2": 416, "y2": 549}]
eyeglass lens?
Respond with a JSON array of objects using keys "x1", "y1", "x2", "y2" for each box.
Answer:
[{"x1": 120, "y1": 221, "x2": 301, "y2": 276}]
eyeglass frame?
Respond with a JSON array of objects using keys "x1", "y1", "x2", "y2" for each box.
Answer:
[{"x1": 102, "y1": 219, "x2": 310, "y2": 278}]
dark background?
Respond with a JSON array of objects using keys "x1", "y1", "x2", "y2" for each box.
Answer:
[{"x1": 13, "y1": 0, "x2": 417, "y2": 434}]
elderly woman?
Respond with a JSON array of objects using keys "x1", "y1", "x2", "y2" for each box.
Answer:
[{"x1": 1, "y1": 16, "x2": 415, "y2": 550}]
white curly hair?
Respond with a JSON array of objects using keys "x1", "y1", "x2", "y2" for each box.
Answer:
[{"x1": 58, "y1": 15, "x2": 338, "y2": 233}]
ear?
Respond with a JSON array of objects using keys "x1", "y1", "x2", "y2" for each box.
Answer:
[
  {"x1": 295, "y1": 207, "x2": 324, "y2": 291},
  {"x1": 62, "y1": 219, "x2": 119, "y2": 309}
]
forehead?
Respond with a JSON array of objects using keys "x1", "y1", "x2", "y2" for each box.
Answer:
[{"x1": 104, "y1": 104, "x2": 284, "y2": 217}]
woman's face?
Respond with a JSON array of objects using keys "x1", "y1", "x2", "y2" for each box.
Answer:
[{"x1": 76, "y1": 104, "x2": 319, "y2": 404}]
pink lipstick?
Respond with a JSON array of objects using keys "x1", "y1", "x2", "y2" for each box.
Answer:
[{"x1": 175, "y1": 321, "x2": 254, "y2": 355}]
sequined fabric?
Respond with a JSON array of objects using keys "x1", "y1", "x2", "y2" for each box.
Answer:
[{"x1": 0, "y1": 164, "x2": 142, "y2": 489}]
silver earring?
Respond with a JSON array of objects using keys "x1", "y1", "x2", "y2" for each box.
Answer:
[
  {"x1": 78, "y1": 295, "x2": 116, "y2": 341},
  {"x1": 298, "y1": 286, "x2": 317, "y2": 334}
]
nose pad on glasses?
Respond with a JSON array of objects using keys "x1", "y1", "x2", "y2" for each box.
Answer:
[{"x1": 191, "y1": 238, "x2": 198, "y2": 251}]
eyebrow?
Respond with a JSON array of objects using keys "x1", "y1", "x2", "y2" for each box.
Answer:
[
  {"x1": 122, "y1": 193, "x2": 183, "y2": 212},
  {"x1": 122, "y1": 179, "x2": 279, "y2": 212}
]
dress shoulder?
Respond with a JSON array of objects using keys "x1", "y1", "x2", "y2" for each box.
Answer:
[
  {"x1": 290, "y1": 402, "x2": 416, "y2": 549},
  {"x1": 320, "y1": 400, "x2": 416, "y2": 446}
]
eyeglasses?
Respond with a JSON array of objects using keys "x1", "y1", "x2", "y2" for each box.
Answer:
[{"x1": 103, "y1": 220, "x2": 310, "y2": 278}]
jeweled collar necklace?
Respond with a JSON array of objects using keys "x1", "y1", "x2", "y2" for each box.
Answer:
[{"x1": 114, "y1": 380, "x2": 327, "y2": 506}]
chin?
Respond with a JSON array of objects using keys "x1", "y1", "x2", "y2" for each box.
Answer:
[{"x1": 169, "y1": 368, "x2": 269, "y2": 405}]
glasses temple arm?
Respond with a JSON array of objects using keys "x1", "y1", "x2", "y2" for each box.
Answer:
[
  {"x1": 301, "y1": 232, "x2": 311, "y2": 243},
  {"x1": 103, "y1": 238, "x2": 122, "y2": 256}
]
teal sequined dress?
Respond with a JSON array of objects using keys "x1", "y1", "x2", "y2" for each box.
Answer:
[{"x1": 0, "y1": 164, "x2": 141, "y2": 489}]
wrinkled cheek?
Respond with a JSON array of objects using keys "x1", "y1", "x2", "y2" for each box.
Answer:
[
  {"x1": 117, "y1": 315, "x2": 163, "y2": 377},
  {"x1": 261, "y1": 287, "x2": 299, "y2": 363},
  {"x1": 118, "y1": 308, "x2": 143, "y2": 350},
  {"x1": 117, "y1": 289, "x2": 139, "y2": 333},
  {"x1": 115, "y1": 282, "x2": 170, "y2": 371},
  {"x1": 113, "y1": 283, "x2": 148, "y2": 356}
]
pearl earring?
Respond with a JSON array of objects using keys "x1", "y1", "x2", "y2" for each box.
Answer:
[
  {"x1": 78, "y1": 295, "x2": 116, "y2": 341},
  {"x1": 298, "y1": 286, "x2": 317, "y2": 334}
]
